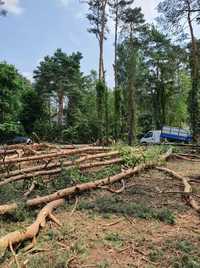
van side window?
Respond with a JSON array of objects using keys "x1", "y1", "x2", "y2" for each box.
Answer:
[{"x1": 144, "y1": 132, "x2": 153, "y2": 138}]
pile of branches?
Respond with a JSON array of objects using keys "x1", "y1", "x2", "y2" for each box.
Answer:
[{"x1": 0, "y1": 143, "x2": 199, "y2": 265}]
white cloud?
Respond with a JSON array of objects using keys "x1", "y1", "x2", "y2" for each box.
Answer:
[
  {"x1": 3, "y1": 0, "x2": 23, "y2": 15},
  {"x1": 58, "y1": 0, "x2": 70, "y2": 7},
  {"x1": 22, "y1": 72, "x2": 34, "y2": 83},
  {"x1": 133, "y1": 0, "x2": 160, "y2": 22}
]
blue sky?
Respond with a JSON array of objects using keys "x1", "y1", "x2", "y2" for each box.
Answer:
[{"x1": 1, "y1": 0, "x2": 198, "y2": 88}]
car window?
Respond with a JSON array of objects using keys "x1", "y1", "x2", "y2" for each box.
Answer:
[{"x1": 144, "y1": 132, "x2": 153, "y2": 138}]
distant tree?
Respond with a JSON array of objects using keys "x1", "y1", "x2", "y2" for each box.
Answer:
[
  {"x1": 120, "y1": 7, "x2": 145, "y2": 145},
  {"x1": 144, "y1": 27, "x2": 187, "y2": 128},
  {"x1": 34, "y1": 49, "x2": 82, "y2": 127},
  {"x1": 109, "y1": 0, "x2": 134, "y2": 138},
  {"x1": 0, "y1": 62, "x2": 29, "y2": 123},
  {"x1": 20, "y1": 89, "x2": 47, "y2": 134},
  {"x1": 158, "y1": 0, "x2": 200, "y2": 140},
  {"x1": 85, "y1": 0, "x2": 109, "y2": 81}
]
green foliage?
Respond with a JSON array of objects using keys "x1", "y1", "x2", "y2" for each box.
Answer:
[
  {"x1": 173, "y1": 255, "x2": 200, "y2": 268},
  {"x1": 176, "y1": 240, "x2": 194, "y2": 254},
  {"x1": 20, "y1": 89, "x2": 47, "y2": 134},
  {"x1": 97, "y1": 260, "x2": 110, "y2": 268},
  {"x1": 0, "y1": 121, "x2": 24, "y2": 142},
  {"x1": 118, "y1": 145, "x2": 170, "y2": 167},
  {"x1": 148, "y1": 249, "x2": 164, "y2": 262},
  {"x1": 79, "y1": 196, "x2": 176, "y2": 224}
]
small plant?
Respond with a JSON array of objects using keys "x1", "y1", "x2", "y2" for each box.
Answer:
[
  {"x1": 173, "y1": 255, "x2": 200, "y2": 268},
  {"x1": 104, "y1": 232, "x2": 124, "y2": 248},
  {"x1": 148, "y1": 249, "x2": 164, "y2": 262},
  {"x1": 97, "y1": 260, "x2": 110, "y2": 268},
  {"x1": 176, "y1": 240, "x2": 194, "y2": 254}
]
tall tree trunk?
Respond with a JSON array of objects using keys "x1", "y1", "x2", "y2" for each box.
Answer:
[
  {"x1": 187, "y1": 2, "x2": 199, "y2": 141},
  {"x1": 98, "y1": 0, "x2": 108, "y2": 81},
  {"x1": 58, "y1": 90, "x2": 64, "y2": 126},
  {"x1": 127, "y1": 45, "x2": 136, "y2": 146},
  {"x1": 114, "y1": 4, "x2": 119, "y2": 139}
]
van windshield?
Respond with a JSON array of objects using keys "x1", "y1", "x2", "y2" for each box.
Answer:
[{"x1": 144, "y1": 132, "x2": 153, "y2": 138}]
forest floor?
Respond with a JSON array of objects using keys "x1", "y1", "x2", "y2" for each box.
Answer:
[{"x1": 1, "y1": 146, "x2": 200, "y2": 268}]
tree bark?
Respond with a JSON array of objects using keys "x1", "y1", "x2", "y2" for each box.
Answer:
[
  {"x1": 0, "y1": 199, "x2": 64, "y2": 257},
  {"x1": 57, "y1": 90, "x2": 64, "y2": 126},
  {"x1": 27, "y1": 149, "x2": 171, "y2": 207},
  {"x1": 1, "y1": 151, "x2": 119, "y2": 179},
  {"x1": 156, "y1": 167, "x2": 200, "y2": 212},
  {"x1": 187, "y1": 1, "x2": 199, "y2": 141},
  {"x1": 0, "y1": 157, "x2": 123, "y2": 187},
  {"x1": 0, "y1": 147, "x2": 110, "y2": 165}
]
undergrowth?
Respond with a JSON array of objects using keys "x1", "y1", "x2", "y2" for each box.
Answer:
[
  {"x1": 79, "y1": 196, "x2": 176, "y2": 225},
  {"x1": 116, "y1": 145, "x2": 172, "y2": 167}
]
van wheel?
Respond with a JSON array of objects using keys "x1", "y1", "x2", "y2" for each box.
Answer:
[{"x1": 141, "y1": 142, "x2": 147, "y2": 145}]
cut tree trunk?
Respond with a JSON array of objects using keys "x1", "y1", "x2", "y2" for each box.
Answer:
[
  {"x1": 0, "y1": 157, "x2": 123, "y2": 187},
  {"x1": 0, "y1": 149, "x2": 171, "y2": 214},
  {"x1": 0, "y1": 147, "x2": 110, "y2": 165},
  {"x1": 27, "y1": 149, "x2": 171, "y2": 207},
  {"x1": 0, "y1": 199, "x2": 64, "y2": 257},
  {"x1": 156, "y1": 167, "x2": 200, "y2": 212},
  {"x1": 0, "y1": 149, "x2": 172, "y2": 256},
  {"x1": 1, "y1": 151, "x2": 119, "y2": 179}
]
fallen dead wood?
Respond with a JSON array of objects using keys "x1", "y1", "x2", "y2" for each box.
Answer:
[
  {"x1": 23, "y1": 181, "x2": 37, "y2": 198},
  {"x1": 99, "y1": 179, "x2": 125, "y2": 193},
  {"x1": 0, "y1": 149, "x2": 172, "y2": 258},
  {"x1": 0, "y1": 157, "x2": 122, "y2": 187},
  {"x1": 0, "y1": 199, "x2": 64, "y2": 258},
  {"x1": 162, "y1": 143, "x2": 200, "y2": 148},
  {"x1": 173, "y1": 154, "x2": 200, "y2": 162},
  {"x1": 0, "y1": 203, "x2": 18, "y2": 215},
  {"x1": 1, "y1": 151, "x2": 119, "y2": 179},
  {"x1": 156, "y1": 167, "x2": 200, "y2": 212},
  {"x1": 26, "y1": 149, "x2": 171, "y2": 207},
  {"x1": 0, "y1": 149, "x2": 18, "y2": 156},
  {"x1": 179, "y1": 153, "x2": 200, "y2": 159},
  {"x1": 0, "y1": 146, "x2": 111, "y2": 165}
]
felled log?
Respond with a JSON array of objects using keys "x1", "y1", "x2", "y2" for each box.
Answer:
[
  {"x1": 0, "y1": 203, "x2": 18, "y2": 215},
  {"x1": 179, "y1": 153, "x2": 200, "y2": 159},
  {"x1": 0, "y1": 157, "x2": 123, "y2": 187},
  {"x1": 1, "y1": 151, "x2": 119, "y2": 179},
  {"x1": 0, "y1": 199, "x2": 64, "y2": 258},
  {"x1": 0, "y1": 149, "x2": 171, "y2": 214},
  {"x1": 27, "y1": 149, "x2": 171, "y2": 207},
  {"x1": 0, "y1": 147, "x2": 110, "y2": 165},
  {"x1": 0, "y1": 149, "x2": 18, "y2": 156},
  {"x1": 156, "y1": 167, "x2": 200, "y2": 212},
  {"x1": 173, "y1": 154, "x2": 200, "y2": 162}
]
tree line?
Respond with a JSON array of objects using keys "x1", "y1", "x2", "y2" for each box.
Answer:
[{"x1": 0, "y1": 0, "x2": 200, "y2": 144}]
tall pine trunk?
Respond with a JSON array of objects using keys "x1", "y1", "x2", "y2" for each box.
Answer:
[
  {"x1": 114, "y1": 4, "x2": 120, "y2": 139},
  {"x1": 58, "y1": 90, "x2": 64, "y2": 126},
  {"x1": 187, "y1": 4, "x2": 199, "y2": 142},
  {"x1": 127, "y1": 44, "x2": 137, "y2": 146}
]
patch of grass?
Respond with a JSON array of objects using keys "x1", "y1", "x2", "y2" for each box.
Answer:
[
  {"x1": 79, "y1": 196, "x2": 176, "y2": 225},
  {"x1": 27, "y1": 251, "x2": 70, "y2": 268},
  {"x1": 173, "y1": 255, "x2": 200, "y2": 268},
  {"x1": 89, "y1": 165, "x2": 121, "y2": 180},
  {"x1": 176, "y1": 240, "x2": 195, "y2": 254},
  {"x1": 148, "y1": 249, "x2": 164, "y2": 262},
  {"x1": 70, "y1": 240, "x2": 87, "y2": 256},
  {"x1": 104, "y1": 232, "x2": 124, "y2": 248},
  {"x1": 97, "y1": 260, "x2": 110, "y2": 268}
]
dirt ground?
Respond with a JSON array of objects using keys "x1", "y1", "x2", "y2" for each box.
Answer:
[{"x1": 1, "y1": 159, "x2": 200, "y2": 268}]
